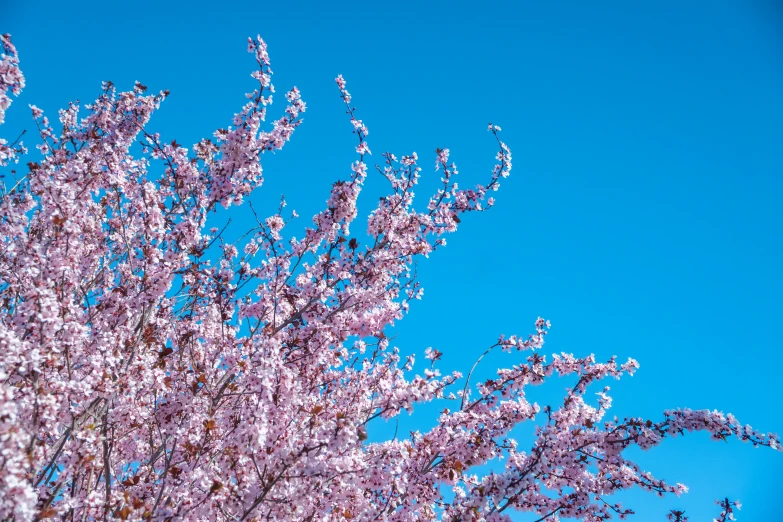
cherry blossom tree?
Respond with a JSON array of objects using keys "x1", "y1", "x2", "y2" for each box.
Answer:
[{"x1": 0, "y1": 34, "x2": 779, "y2": 522}]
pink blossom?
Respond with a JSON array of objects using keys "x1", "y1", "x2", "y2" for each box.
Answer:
[{"x1": 0, "y1": 33, "x2": 777, "y2": 522}]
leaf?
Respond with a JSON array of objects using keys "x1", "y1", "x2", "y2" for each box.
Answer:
[
  {"x1": 142, "y1": 325, "x2": 156, "y2": 344},
  {"x1": 349, "y1": 238, "x2": 358, "y2": 250},
  {"x1": 158, "y1": 347, "x2": 173, "y2": 359},
  {"x1": 121, "y1": 476, "x2": 139, "y2": 486}
]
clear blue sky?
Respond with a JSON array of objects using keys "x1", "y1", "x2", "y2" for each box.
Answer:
[{"x1": 4, "y1": 1, "x2": 782, "y2": 520}]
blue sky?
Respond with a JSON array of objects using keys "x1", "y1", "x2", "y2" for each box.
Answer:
[{"x1": 4, "y1": 1, "x2": 782, "y2": 519}]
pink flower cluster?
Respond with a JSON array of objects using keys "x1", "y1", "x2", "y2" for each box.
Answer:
[
  {"x1": 0, "y1": 34, "x2": 778, "y2": 522},
  {"x1": 0, "y1": 34, "x2": 27, "y2": 166}
]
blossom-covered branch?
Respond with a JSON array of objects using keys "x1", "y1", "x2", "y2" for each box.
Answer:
[{"x1": 0, "y1": 34, "x2": 779, "y2": 522}]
